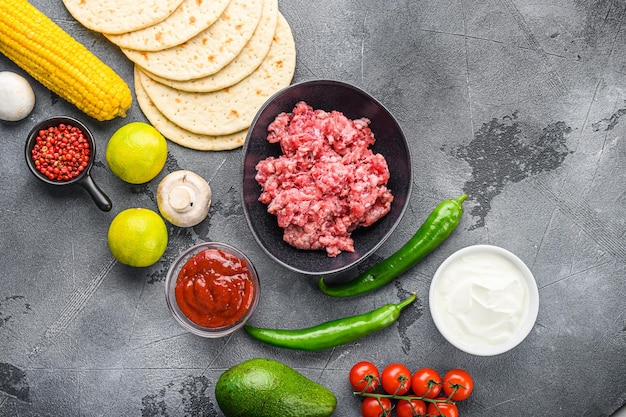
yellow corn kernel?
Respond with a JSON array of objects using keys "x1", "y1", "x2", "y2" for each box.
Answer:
[{"x1": 0, "y1": 0, "x2": 132, "y2": 121}]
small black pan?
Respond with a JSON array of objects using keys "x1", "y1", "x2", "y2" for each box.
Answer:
[{"x1": 25, "y1": 116, "x2": 112, "y2": 212}]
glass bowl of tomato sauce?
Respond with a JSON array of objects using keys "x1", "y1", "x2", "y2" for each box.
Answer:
[{"x1": 165, "y1": 242, "x2": 260, "y2": 338}]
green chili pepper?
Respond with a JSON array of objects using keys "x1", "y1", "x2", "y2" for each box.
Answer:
[
  {"x1": 244, "y1": 293, "x2": 416, "y2": 351},
  {"x1": 318, "y1": 194, "x2": 467, "y2": 298}
]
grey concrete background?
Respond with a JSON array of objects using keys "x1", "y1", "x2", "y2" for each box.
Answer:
[{"x1": 1, "y1": 0, "x2": 625, "y2": 416}]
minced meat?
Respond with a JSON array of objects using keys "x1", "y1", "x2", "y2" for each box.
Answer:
[{"x1": 255, "y1": 101, "x2": 394, "y2": 257}]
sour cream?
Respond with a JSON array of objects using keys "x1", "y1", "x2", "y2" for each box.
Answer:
[{"x1": 429, "y1": 245, "x2": 537, "y2": 355}]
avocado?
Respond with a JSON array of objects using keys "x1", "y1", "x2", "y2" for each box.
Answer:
[{"x1": 215, "y1": 358, "x2": 337, "y2": 417}]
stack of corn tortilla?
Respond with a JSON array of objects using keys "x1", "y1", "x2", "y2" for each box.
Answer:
[{"x1": 62, "y1": 0, "x2": 296, "y2": 151}]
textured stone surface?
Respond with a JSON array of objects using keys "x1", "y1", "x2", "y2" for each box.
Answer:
[{"x1": 1, "y1": 1, "x2": 625, "y2": 416}]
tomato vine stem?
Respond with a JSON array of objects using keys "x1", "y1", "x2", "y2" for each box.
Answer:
[{"x1": 353, "y1": 391, "x2": 456, "y2": 405}]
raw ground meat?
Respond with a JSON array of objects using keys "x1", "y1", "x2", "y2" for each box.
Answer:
[{"x1": 255, "y1": 101, "x2": 394, "y2": 257}]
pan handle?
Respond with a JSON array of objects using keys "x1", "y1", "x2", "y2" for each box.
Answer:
[{"x1": 78, "y1": 174, "x2": 112, "y2": 212}]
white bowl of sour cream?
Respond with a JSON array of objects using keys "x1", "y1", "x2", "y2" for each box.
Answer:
[{"x1": 429, "y1": 245, "x2": 539, "y2": 356}]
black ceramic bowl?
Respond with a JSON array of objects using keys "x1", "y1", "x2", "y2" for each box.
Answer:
[
  {"x1": 25, "y1": 116, "x2": 112, "y2": 211},
  {"x1": 242, "y1": 80, "x2": 412, "y2": 275}
]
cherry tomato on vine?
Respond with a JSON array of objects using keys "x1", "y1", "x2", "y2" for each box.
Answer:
[
  {"x1": 443, "y1": 368, "x2": 474, "y2": 401},
  {"x1": 350, "y1": 361, "x2": 380, "y2": 393},
  {"x1": 381, "y1": 363, "x2": 412, "y2": 395},
  {"x1": 361, "y1": 396, "x2": 392, "y2": 417},
  {"x1": 396, "y1": 397, "x2": 427, "y2": 417},
  {"x1": 411, "y1": 367, "x2": 442, "y2": 398},
  {"x1": 427, "y1": 399, "x2": 459, "y2": 417}
]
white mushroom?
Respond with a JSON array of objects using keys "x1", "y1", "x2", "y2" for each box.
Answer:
[
  {"x1": 0, "y1": 71, "x2": 35, "y2": 121},
  {"x1": 157, "y1": 170, "x2": 212, "y2": 227}
]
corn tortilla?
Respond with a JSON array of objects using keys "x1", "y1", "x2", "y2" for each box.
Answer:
[
  {"x1": 135, "y1": 67, "x2": 247, "y2": 151},
  {"x1": 122, "y1": 0, "x2": 264, "y2": 81},
  {"x1": 62, "y1": 0, "x2": 184, "y2": 35},
  {"x1": 142, "y1": 0, "x2": 279, "y2": 92},
  {"x1": 137, "y1": 13, "x2": 296, "y2": 136},
  {"x1": 105, "y1": 0, "x2": 231, "y2": 51}
]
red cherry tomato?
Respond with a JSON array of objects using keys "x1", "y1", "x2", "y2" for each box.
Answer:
[
  {"x1": 361, "y1": 396, "x2": 392, "y2": 417},
  {"x1": 411, "y1": 367, "x2": 442, "y2": 398},
  {"x1": 443, "y1": 368, "x2": 474, "y2": 401},
  {"x1": 396, "y1": 397, "x2": 427, "y2": 417},
  {"x1": 350, "y1": 361, "x2": 380, "y2": 393},
  {"x1": 427, "y1": 399, "x2": 459, "y2": 417},
  {"x1": 381, "y1": 363, "x2": 412, "y2": 395}
]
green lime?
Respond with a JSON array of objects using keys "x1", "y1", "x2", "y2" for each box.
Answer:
[
  {"x1": 108, "y1": 208, "x2": 168, "y2": 267},
  {"x1": 106, "y1": 122, "x2": 167, "y2": 184}
]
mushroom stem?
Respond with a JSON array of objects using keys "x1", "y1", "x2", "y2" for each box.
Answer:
[{"x1": 169, "y1": 185, "x2": 194, "y2": 212}]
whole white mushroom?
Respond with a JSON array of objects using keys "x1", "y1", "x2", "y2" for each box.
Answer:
[
  {"x1": 157, "y1": 170, "x2": 212, "y2": 227},
  {"x1": 0, "y1": 71, "x2": 35, "y2": 121}
]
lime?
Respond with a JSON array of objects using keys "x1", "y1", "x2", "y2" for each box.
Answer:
[
  {"x1": 106, "y1": 122, "x2": 167, "y2": 184},
  {"x1": 108, "y1": 208, "x2": 168, "y2": 267}
]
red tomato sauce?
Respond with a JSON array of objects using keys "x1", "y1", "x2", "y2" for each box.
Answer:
[{"x1": 175, "y1": 249, "x2": 255, "y2": 328}]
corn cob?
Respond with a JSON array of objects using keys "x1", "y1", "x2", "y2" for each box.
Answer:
[{"x1": 0, "y1": 0, "x2": 132, "y2": 121}]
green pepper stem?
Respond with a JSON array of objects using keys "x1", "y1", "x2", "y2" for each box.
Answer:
[
  {"x1": 455, "y1": 194, "x2": 468, "y2": 204},
  {"x1": 396, "y1": 292, "x2": 417, "y2": 310}
]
